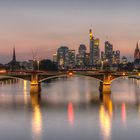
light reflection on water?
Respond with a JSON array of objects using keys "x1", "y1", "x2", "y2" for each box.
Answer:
[
  {"x1": 99, "y1": 104, "x2": 111, "y2": 140},
  {"x1": 0, "y1": 77, "x2": 139, "y2": 140},
  {"x1": 30, "y1": 93, "x2": 42, "y2": 140},
  {"x1": 67, "y1": 102, "x2": 74, "y2": 127}
]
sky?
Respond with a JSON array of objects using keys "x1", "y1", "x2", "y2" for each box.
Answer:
[{"x1": 0, "y1": 0, "x2": 140, "y2": 63}]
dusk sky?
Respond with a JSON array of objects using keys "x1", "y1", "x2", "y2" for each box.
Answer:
[{"x1": 0, "y1": 0, "x2": 140, "y2": 63}]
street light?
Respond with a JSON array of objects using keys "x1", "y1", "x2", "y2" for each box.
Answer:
[
  {"x1": 101, "y1": 60, "x2": 104, "y2": 70},
  {"x1": 37, "y1": 60, "x2": 40, "y2": 71}
]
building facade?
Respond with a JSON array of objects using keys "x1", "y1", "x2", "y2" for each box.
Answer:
[
  {"x1": 57, "y1": 46, "x2": 69, "y2": 70},
  {"x1": 68, "y1": 50, "x2": 75, "y2": 69},
  {"x1": 93, "y1": 38, "x2": 100, "y2": 66},
  {"x1": 89, "y1": 29, "x2": 94, "y2": 66},
  {"x1": 76, "y1": 44, "x2": 86, "y2": 67},
  {"x1": 105, "y1": 41, "x2": 113, "y2": 66}
]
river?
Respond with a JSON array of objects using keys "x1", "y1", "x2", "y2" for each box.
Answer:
[{"x1": 0, "y1": 76, "x2": 140, "y2": 140}]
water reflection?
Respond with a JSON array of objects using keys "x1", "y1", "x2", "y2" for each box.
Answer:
[
  {"x1": 121, "y1": 102, "x2": 126, "y2": 124},
  {"x1": 67, "y1": 102, "x2": 74, "y2": 126},
  {"x1": 24, "y1": 80, "x2": 28, "y2": 105},
  {"x1": 30, "y1": 93, "x2": 42, "y2": 140},
  {"x1": 0, "y1": 77, "x2": 140, "y2": 140},
  {"x1": 99, "y1": 104, "x2": 112, "y2": 140},
  {"x1": 0, "y1": 78, "x2": 19, "y2": 86},
  {"x1": 99, "y1": 93, "x2": 113, "y2": 140}
]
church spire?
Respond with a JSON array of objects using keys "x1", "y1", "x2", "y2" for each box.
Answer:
[
  {"x1": 134, "y1": 42, "x2": 140, "y2": 61},
  {"x1": 12, "y1": 46, "x2": 16, "y2": 62}
]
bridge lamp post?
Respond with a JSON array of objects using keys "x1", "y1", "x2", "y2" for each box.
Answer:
[
  {"x1": 101, "y1": 61, "x2": 104, "y2": 70},
  {"x1": 37, "y1": 60, "x2": 40, "y2": 71}
]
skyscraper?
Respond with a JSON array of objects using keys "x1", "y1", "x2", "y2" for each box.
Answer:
[
  {"x1": 115, "y1": 50, "x2": 120, "y2": 64},
  {"x1": 105, "y1": 41, "x2": 113, "y2": 66},
  {"x1": 79, "y1": 44, "x2": 86, "y2": 56},
  {"x1": 93, "y1": 38, "x2": 100, "y2": 65},
  {"x1": 68, "y1": 50, "x2": 75, "y2": 69},
  {"x1": 76, "y1": 44, "x2": 87, "y2": 67},
  {"x1": 89, "y1": 29, "x2": 94, "y2": 66},
  {"x1": 57, "y1": 46, "x2": 69, "y2": 70}
]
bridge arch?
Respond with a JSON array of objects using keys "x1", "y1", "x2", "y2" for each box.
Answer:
[
  {"x1": 39, "y1": 74, "x2": 67, "y2": 83},
  {"x1": 110, "y1": 75, "x2": 140, "y2": 84},
  {"x1": 39, "y1": 74, "x2": 103, "y2": 83},
  {"x1": 0, "y1": 75, "x2": 31, "y2": 82}
]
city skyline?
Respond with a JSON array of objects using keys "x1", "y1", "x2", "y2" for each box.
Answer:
[{"x1": 0, "y1": 0, "x2": 140, "y2": 63}]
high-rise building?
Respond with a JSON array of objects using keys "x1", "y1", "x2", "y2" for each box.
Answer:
[
  {"x1": 105, "y1": 41, "x2": 113, "y2": 66},
  {"x1": 112, "y1": 51, "x2": 116, "y2": 64},
  {"x1": 76, "y1": 54, "x2": 82, "y2": 67},
  {"x1": 112, "y1": 50, "x2": 120, "y2": 65},
  {"x1": 93, "y1": 38, "x2": 100, "y2": 65},
  {"x1": 77, "y1": 44, "x2": 87, "y2": 67},
  {"x1": 57, "y1": 46, "x2": 69, "y2": 70},
  {"x1": 68, "y1": 50, "x2": 75, "y2": 69},
  {"x1": 79, "y1": 44, "x2": 86, "y2": 56},
  {"x1": 85, "y1": 53, "x2": 90, "y2": 67},
  {"x1": 115, "y1": 50, "x2": 120, "y2": 64},
  {"x1": 134, "y1": 42, "x2": 140, "y2": 61},
  {"x1": 89, "y1": 29, "x2": 100, "y2": 67},
  {"x1": 89, "y1": 29, "x2": 94, "y2": 66},
  {"x1": 101, "y1": 51, "x2": 106, "y2": 61}
]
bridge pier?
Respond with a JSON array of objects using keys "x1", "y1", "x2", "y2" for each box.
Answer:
[
  {"x1": 99, "y1": 82, "x2": 111, "y2": 95},
  {"x1": 30, "y1": 83, "x2": 41, "y2": 94},
  {"x1": 30, "y1": 73, "x2": 41, "y2": 94},
  {"x1": 101, "y1": 73, "x2": 112, "y2": 94},
  {"x1": 30, "y1": 92, "x2": 41, "y2": 106},
  {"x1": 102, "y1": 83, "x2": 111, "y2": 94}
]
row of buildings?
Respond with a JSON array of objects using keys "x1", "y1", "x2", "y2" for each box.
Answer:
[
  {"x1": 3, "y1": 29, "x2": 140, "y2": 71},
  {"x1": 53, "y1": 29, "x2": 127, "y2": 70}
]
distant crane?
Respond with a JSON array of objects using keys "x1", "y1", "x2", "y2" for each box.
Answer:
[{"x1": 31, "y1": 49, "x2": 38, "y2": 61}]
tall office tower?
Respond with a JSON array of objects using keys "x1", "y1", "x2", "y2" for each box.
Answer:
[
  {"x1": 105, "y1": 41, "x2": 113, "y2": 66},
  {"x1": 112, "y1": 51, "x2": 116, "y2": 64},
  {"x1": 85, "y1": 53, "x2": 90, "y2": 67},
  {"x1": 89, "y1": 29, "x2": 94, "y2": 66},
  {"x1": 115, "y1": 50, "x2": 120, "y2": 64},
  {"x1": 79, "y1": 44, "x2": 86, "y2": 56},
  {"x1": 77, "y1": 44, "x2": 87, "y2": 67},
  {"x1": 57, "y1": 46, "x2": 69, "y2": 70},
  {"x1": 101, "y1": 51, "x2": 106, "y2": 61},
  {"x1": 68, "y1": 50, "x2": 75, "y2": 69},
  {"x1": 93, "y1": 39, "x2": 100, "y2": 65},
  {"x1": 134, "y1": 42, "x2": 140, "y2": 61}
]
